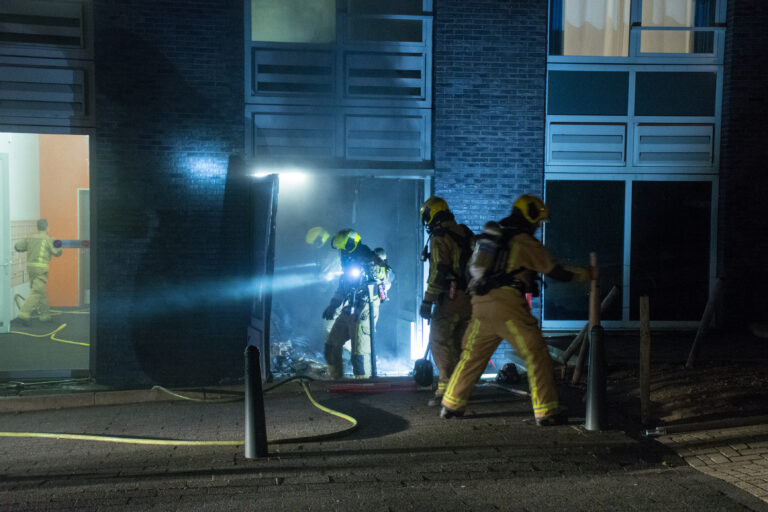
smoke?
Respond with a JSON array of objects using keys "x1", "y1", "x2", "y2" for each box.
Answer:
[{"x1": 271, "y1": 175, "x2": 424, "y2": 377}]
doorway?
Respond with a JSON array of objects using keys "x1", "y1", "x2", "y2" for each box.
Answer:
[
  {"x1": 269, "y1": 174, "x2": 426, "y2": 378},
  {"x1": 0, "y1": 133, "x2": 91, "y2": 380}
]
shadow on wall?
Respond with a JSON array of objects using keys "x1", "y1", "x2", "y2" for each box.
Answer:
[
  {"x1": 128, "y1": 156, "x2": 250, "y2": 388},
  {"x1": 95, "y1": 24, "x2": 248, "y2": 387}
]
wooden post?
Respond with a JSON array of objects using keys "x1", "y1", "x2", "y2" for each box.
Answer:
[
  {"x1": 571, "y1": 253, "x2": 601, "y2": 385},
  {"x1": 561, "y1": 285, "x2": 619, "y2": 366},
  {"x1": 588, "y1": 253, "x2": 600, "y2": 328},
  {"x1": 571, "y1": 331, "x2": 590, "y2": 384},
  {"x1": 639, "y1": 296, "x2": 651, "y2": 426},
  {"x1": 685, "y1": 278, "x2": 723, "y2": 369}
]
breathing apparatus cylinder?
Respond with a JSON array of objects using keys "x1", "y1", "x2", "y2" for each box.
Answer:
[{"x1": 468, "y1": 221, "x2": 503, "y2": 294}]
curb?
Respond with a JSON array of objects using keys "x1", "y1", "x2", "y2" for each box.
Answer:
[{"x1": 0, "y1": 386, "x2": 246, "y2": 413}]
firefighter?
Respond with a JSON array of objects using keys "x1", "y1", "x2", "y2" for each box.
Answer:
[
  {"x1": 306, "y1": 226, "x2": 343, "y2": 335},
  {"x1": 14, "y1": 219, "x2": 62, "y2": 324},
  {"x1": 323, "y1": 229, "x2": 390, "y2": 379},
  {"x1": 441, "y1": 194, "x2": 596, "y2": 425},
  {"x1": 419, "y1": 197, "x2": 474, "y2": 406}
]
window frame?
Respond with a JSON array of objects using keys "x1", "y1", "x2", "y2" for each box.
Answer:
[
  {"x1": 547, "y1": 0, "x2": 727, "y2": 65},
  {"x1": 541, "y1": 172, "x2": 719, "y2": 331}
]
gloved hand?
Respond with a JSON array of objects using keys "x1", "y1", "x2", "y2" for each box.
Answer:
[
  {"x1": 322, "y1": 299, "x2": 341, "y2": 320},
  {"x1": 419, "y1": 300, "x2": 433, "y2": 320}
]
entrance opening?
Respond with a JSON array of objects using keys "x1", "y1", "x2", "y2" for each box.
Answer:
[
  {"x1": 269, "y1": 174, "x2": 424, "y2": 378},
  {"x1": 0, "y1": 133, "x2": 90, "y2": 381}
]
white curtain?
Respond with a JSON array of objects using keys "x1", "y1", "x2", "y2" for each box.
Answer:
[
  {"x1": 641, "y1": 0, "x2": 696, "y2": 53},
  {"x1": 562, "y1": 0, "x2": 630, "y2": 56}
]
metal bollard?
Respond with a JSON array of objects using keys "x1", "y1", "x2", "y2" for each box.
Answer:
[
  {"x1": 245, "y1": 345, "x2": 268, "y2": 458},
  {"x1": 585, "y1": 324, "x2": 606, "y2": 431}
]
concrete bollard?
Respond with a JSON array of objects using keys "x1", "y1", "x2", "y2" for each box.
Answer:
[
  {"x1": 585, "y1": 324, "x2": 606, "y2": 431},
  {"x1": 245, "y1": 345, "x2": 268, "y2": 458}
]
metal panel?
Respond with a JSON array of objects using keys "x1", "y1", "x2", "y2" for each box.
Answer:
[
  {"x1": 344, "y1": 51, "x2": 426, "y2": 102},
  {"x1": 0, "y1": 0, "x2": 92, "y2": 60},
  {"x1": 547, "y1": 123, "x2": 626, "y2": 165},
  {"x1": 0, "y1": 56, "x2": 94, "y2": 127},
  {"x1": 248, "y1": 47, "x2": 335, "y2": 100},
  {"x1": 344, "y1": 110, "x2": 427, "y2": 161},
  {"x1": 634, "y1": 124, "x2": 714, "y2": 166},
  {"x1": 249, "y1": 109, "x2": 335, "y2": 159}
]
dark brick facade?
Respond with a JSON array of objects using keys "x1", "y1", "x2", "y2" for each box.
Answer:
[
  {"x1": 433, "y1": 0, "x2": 548, "y2": 232},
  {"x1": 92, "y1": 0, "x2": 247, "y2": 387},
  {"x1": 719, "y1": 0, "x2": 768, "y2": 326}
]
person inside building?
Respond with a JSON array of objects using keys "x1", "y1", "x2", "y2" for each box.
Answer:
[
  {"x1": 14, "y1": 218, "x2": 62, "y2": 325},
  {"x1": 419, "y1": 196, "x2": 474, "y2": 406},
  {"x1": 440, "y1": 194, "x2": 596, "y2": 425},
  {"x1": 323, "y1": 229, "x2": 390, "y2": 379}
]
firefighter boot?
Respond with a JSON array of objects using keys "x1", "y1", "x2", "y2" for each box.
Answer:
[{"x1": 439, "y1": 406, "x2": 464, "y2": 419}]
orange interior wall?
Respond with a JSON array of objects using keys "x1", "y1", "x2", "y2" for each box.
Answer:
[{"x1": 39, "y1": 134, "x2": 90, "y2": 307}]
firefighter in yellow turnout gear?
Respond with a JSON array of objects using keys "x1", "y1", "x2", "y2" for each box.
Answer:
[
  {"x1": 419, "y1": 197, "x2": 474, "y2": 406},
  {"x1": 14, "y1": 219, "x2": 62, "y2": 323},
  {"x1": 441, "y1": 195, "x2": 594, "y2": 425},
  {"x1": 323, "y1": 229, "x2": 391, "y2": 379}
]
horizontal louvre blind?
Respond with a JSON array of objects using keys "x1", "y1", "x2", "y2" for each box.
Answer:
[
  {"x1": 635, "y1": 124, "x2": 714, "y2": 165},
  {"x1": 250, "y1": 49, "x2": 334, "y2": 97},
  {"x1": 345, "y1": 52, "x2": 425, "y2": 101},
  {"x1": 548, "y1": 123, "x2": 626, "y2": 165},
  {"x1": 250, "y1": 112, "x2": 335, "y2": 158},
  {"x1": 0, "y1": 0, "x2": 89, "y2": 57},
  {"x1": 345, "y1": 113, "x2": 425, "y2": 161},
  {"x1": 0, "y1": 61, "x2": 88, "y2": 119}
]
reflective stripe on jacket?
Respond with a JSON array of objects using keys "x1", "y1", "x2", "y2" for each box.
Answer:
[{"x1": 15, "y1": 232, "x2": 61, "y2": 269}]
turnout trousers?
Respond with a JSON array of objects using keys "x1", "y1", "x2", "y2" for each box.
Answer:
[
  {"x1": 429, "y1": 289, "x2": 471, "y2": 397},
  {"x1": 19, "y1": 267, "x2": 52, "y2": 321},
  {"x1": 325, "y1": 300, "x2": 380, "y2": 378},
  {"x1": 442, "y1": 289, "x2": 559, "y2": 419}
]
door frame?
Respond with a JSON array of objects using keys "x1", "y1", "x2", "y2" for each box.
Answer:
[{"x1": 0, "y1": 153, "x2": 10, "y2": 333}]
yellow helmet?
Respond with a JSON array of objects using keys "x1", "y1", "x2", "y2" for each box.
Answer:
[
  {"x1": 331, "y1": 229, "x2": 361, "y2": 252},
  {"x1": 513, "y1": 194, "x2": 548, "y2": 225},
  {"x1": 420, "y1": 196, "x2": 450, "y2": 226},
  {"x1": 305, "y1": 226, "x2": 330, "y2": 247}
]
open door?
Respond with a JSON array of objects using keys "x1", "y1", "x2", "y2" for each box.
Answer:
[{"x1": 247, "y1": 174, "x2": 279, "y2": 382}]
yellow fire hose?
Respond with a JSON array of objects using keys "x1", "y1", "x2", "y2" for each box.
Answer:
[
  {"x1": 0, "y1": 378, "x2": 357, "y2": 446},
  {"x1": 11, "y1": 294, "x2": 89, "y2": 346}
]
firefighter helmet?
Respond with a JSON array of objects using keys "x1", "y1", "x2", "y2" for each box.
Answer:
[
  {"x1": 420, "y1": 196, "x2": 450, "y2": 227},
  {"x1": 332, "y1": 229, "x2": 361, "y2": 252},
  {"x1": 512, "y1": 194, "x2": 548, "y2": 225},
  {"x1": 305, "y1": 226, "x2": 330, "y2": 247}
]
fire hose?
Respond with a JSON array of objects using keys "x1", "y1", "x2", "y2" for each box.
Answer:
[{"x1": 0, "y1": 377, "x2": 357, "y2": 446}]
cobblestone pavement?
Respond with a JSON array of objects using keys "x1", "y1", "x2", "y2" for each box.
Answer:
[
  {"x1": 1, "y1": 383, "x2": 768, "y2": 511},
  {"x1": 659, "y1": 423, "x2": 768, "y2": 504}
]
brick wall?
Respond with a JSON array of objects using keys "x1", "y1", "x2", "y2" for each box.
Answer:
[
  {"x1": 433, "y1": 0, "x2": 548, "y2": 233},
  {"x1": 719, "y1": 0, "x2": 768, "y2": 326},
  {"x1": 92, "y1": 0, "x2": 247, "y2": 387},
  {"x1": 10, "y1": 221, "x2": 36, "y2": 287}
]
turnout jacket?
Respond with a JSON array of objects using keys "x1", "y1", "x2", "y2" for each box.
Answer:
[
  {"x1": 15, "y1": 231, "x2": 62, "y2": 270},
  {"x1": 424, "y1": 219, "x2": 473, "y2": 303}
]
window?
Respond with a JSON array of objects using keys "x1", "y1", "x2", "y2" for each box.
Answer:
[
  {"x1": 640, "y1": 0, "x2": 716, "y2": 54},
  {"x1": 549, "y1": 0, "x2": 720, "y2": 57},
  {"x1": 550, "y1": 0, "x2": 631, "y2": 56},
  {"x1": 251, "y1": 0, "x2": 336, "y2": 43}
]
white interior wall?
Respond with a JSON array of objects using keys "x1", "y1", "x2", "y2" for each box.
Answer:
[
  {"x1": 1, "y1": 133, "x2": 40, "y2": 220},
  {"x1": 1, "y1": 133, "x2": 39, "y2": 318}
]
